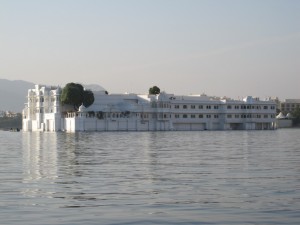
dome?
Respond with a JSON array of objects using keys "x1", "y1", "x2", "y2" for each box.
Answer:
[
  {"x1": 78, "y1": 104, "x2": 86, "y2": 112},
  {"x1": 276, "y1": 112, "x2": 286, "y2": 119},
  {"x1": 243, "y1": 96, "x2": 254, "y2": 103}
]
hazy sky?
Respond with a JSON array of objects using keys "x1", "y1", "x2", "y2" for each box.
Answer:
[{"x1": 1, "y1": 0, "x2": 299, "y2": 99}]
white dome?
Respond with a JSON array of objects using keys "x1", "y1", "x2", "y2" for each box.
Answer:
[
  {"x1": 276, "y1": 112, "x2": 286, "y2": 119},
  {"x1": 78, "y1": 104, "x2": 86, "y2": 112}
]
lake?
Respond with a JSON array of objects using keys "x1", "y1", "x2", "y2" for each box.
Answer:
[{"x1": 0, "y1": 129, "x2": 299, "y2": 224}]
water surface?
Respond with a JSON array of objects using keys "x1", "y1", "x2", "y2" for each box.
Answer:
[{"x1": 0, "y1": 129, "x2": 300, "y2": 224}]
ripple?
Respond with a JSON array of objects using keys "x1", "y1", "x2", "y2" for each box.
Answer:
[{"x1": 0, "y1": 130, "x2": 300, "y2": 224}]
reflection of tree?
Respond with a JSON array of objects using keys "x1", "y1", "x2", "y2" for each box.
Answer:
[{"x1": 57, "y1": 132, "x2": 82, "y2": 177}]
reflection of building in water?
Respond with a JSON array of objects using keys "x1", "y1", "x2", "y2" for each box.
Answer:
[
  {"x1": 22, "y1": 132, "x2": 58, "y2": 181},
  {"x1": 22, "y1": 132, "x2": 58, "y2": 197},
  {"x1": 22, "y1": 132, "x2": 110, "y2": 203}
]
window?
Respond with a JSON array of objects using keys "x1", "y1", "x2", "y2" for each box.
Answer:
[
  {"x1": 227, "y1": 105, "x2": 232, "y2": 109},
  {"x1": 191, "y1": 105, "x2": 195, "y2": 109},
  {"x1": 191, "y1": 114, "x2": 196, "y2": 118},
  {"x1": 264, "y1": 114, "x2": 268, "y2": 118},
  {"x1": 214, "y1": 105, "x2": 219, "y2": 109},
  {"x1": 235, "y1": 105, "x2": 239, "y2": 109},
  {"x1": 214, "y1": 114, "x2": 219, "y2": 118},
  {"x1": 183, "y1": 105, "x2": 187, "y2": 109},
  {"x1": 227, "y1": 114, "x2": 232, "y2": 118},
  {"x1": 183, "y1": 114, "x2": 188, "y2": 118},
  {"x1": 206, "y1": 115, "x2": 211, "y2": 118},
  {"x1": 235, "y1": 114, "x2": 239, "y2": 118},
  {"x1": 206, "y1": 105, "x2": 211, "y2": 109},
  {"x1": 198, "y1": 105, "x2": 203, "y2": 109},
  {"x1": 264, "y1": 106, "x2": 268, "y2": 110},
  {"x1": 174, "y1": 105, "x2": 179, "y2": 109},
  {"x1": 175, "y1": 114, "x2": 180, "y2": 118},
  {"x1": 199, "y1": 114, "x2": 203, "y2": 118}
]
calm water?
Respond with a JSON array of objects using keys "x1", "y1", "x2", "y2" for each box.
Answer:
[{"x1": 0, "y1": 129, "x2": 299, "y2": 225}]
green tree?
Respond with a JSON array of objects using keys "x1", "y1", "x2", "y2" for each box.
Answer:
[
  {"x1": 292, "y1": 107, "x2": 300, "y2": 126},
  {"x1": 149, "y1": 86, "x2": 160, "y2": 95},
  {"x1": 83, "y1": 90, "x2": 95, "y2": 108},
  {"x1": 61, "y1": 83, "x2": 94, "y2": 109}
]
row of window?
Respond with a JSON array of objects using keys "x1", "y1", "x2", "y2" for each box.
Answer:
[
  {"x1": 151, "y1": 102, "x2": 170, "y2": 108},
  {"x1": 29, "y1": 96, "x2": 59, "y2": 103},
  {"x1": 281, "y1": 106, "x2": 300, "y2": 111},
  {"x1": 31, "y1": 108, "x2": 58, "y2": 113},
  {"x1": 34, "y1": 109, "x2": 275, "y2": 120},
  {"x1": 227, "y1": 114, "x2": 275, "y2": 119},
  {"x1": 174, "y1": 114, "x2": 218, "y2": 119},
  {"x1": 173, "y1": 114, "x2": 275, "y2": 119},
  {"x1": 281, "y1": 104, "x2": 300, "y2": 108},
  {"x1": 227, "y1": 105, "x2": 274, "y2": 110},
  {"x1": 172, "y1": 104, "x2": 275, "y2": 110},
  {"x1": 174, "y1": 105, "x2": 219, "y2": 109}
]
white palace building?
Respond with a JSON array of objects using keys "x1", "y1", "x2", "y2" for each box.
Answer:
[{"x1": 22, "y1": 85, "x2": 277, "y2": 132}]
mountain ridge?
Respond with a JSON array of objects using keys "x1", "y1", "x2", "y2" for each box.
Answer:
[
  {"x1": 0, "y1": 79, "x2": 35, "y2": 112},
  {"x1": 0, "y1": 79, "x2": 106, "y2": 112}
]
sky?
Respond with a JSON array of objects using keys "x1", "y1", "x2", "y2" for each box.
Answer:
[{"x1": 0, "y1": 0, "x2": 299, "y2": 99}]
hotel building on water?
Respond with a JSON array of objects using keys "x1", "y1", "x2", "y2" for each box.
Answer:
[{"x1": 22, "y1": 85, "x2": 277, "y2": 132}]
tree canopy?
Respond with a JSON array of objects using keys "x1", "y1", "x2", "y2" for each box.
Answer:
[
  {"x1": 61, "y1": 83, "x2": 94, "y2": 109},
  {"x1": 83, "y1": 90, "x2": 95, "y2": 108},
  {"x1": 149, "y1": 86, "x2": 160, "y2": 95},
  {"x1": 292, "y1": 107, "x2": 300, "y2": 126}
]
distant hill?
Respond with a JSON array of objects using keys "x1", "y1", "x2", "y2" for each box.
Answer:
[
  {"x1": 0, "y1": 79, "x2": 35, "y2": 112},
  {"x1": 84, "y1": 84, "x2": 106, "y2": 92},
  {"x1": 0, "y1": 79, "x2": 107, "y2": 112}
]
